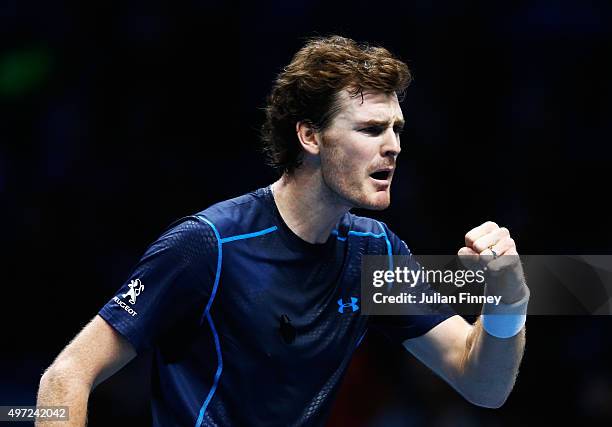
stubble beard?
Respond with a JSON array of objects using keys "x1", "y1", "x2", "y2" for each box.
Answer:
[{"x1": 319, "y1": 146, "x2": 391, "y2": 212}]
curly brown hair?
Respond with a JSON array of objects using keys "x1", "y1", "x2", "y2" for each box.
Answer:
[{"x1": 261, "y1": 35, "x2": 412, "y2": 175}]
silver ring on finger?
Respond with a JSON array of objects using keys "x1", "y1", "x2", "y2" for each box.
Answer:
[{"x1": 489, "y1": 246, "x2": 498, "y2": 259}]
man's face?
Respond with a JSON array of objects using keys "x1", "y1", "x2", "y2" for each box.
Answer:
[{"x1": 318, "y1": 89, "x2": 404, "y2": 210}]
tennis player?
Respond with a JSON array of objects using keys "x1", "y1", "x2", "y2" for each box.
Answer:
[{"x1": 37, "y1": 35, "x2": 529, "y2": 426}]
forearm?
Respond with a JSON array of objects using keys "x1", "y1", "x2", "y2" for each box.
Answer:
[
  {"x1": 458, "y1": 318, "x2": 526, "y2": 408},
  {"x1": 36, "y1": 368, "x2": 91, "y2": 426}
]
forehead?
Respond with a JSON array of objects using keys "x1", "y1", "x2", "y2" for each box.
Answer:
[{"x1": 333, "y1": 89, "x2": 403, "y2": 124}]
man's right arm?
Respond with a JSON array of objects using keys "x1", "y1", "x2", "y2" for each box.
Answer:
[{"x1": 36, "y1": 315, "x2": 136, "y2": 426}]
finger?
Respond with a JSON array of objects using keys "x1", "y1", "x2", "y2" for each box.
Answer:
[
  {"x1": 457, "y1": 246, "x2": 479, "y2": 270},
  {"x1": 488, "y1": 236, "x2": 516, "y2": 257},
  {"x1": 472, "y1": 226, "x2": 510, "y2": 254},
  {"x1": 464, "y1": 221, "x2": 499, "y2": 248}
]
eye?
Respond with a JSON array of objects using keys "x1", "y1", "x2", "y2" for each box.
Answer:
[
  {"x1": 360, "y1": 126, "x2": 384, "y2": 136},
  {"x1": 393, "y1": 125, "x2": 404, "y2": 135}
]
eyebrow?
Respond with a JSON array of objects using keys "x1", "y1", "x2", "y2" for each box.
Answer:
[{"x1": 356, "y1": 118, "x2": 405, "y2": 129}]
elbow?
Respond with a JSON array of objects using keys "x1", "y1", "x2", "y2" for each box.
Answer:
[
  {"x1": 453, "y1": 364, "x2": 516, "y2": 409},
  {"x1": 455, "y1": 378, "x2": 511, "y2": 409},
  {"x1": 467, "y1": 395, "x2": 508, "y2": 409},
  {"x1": 39, "y1": 364, "x2": 68, "y2": 396},
  {"x1": 38, "y1": 367, "x2": 60, "y2": 403},
  {"x1": 40, "y1": 364, "x2": 60, "y2": 388},
  {"x1": 39, "y1": 359, "x2": 92, "y2": 397},
  {"x1": 460, "y1": 387, "x2": 510, "y2": 409}
]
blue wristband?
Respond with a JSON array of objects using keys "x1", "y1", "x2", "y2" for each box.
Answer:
[{"x1": 482, "y1": 287, "x2": 530, "y2": 339}]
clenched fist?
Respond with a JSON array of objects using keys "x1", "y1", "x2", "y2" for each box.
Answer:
[{"x1": 458, "y1": 221, "x2": 528, "y2": 304}]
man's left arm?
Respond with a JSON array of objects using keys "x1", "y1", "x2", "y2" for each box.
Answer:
[{"x1": 403, "y1": 221, "x2": 529, "y2": 408}]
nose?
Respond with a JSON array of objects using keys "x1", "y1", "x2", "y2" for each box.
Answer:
[{"x1": 381, "y1": 127, "x2": 401, "y2": 159}]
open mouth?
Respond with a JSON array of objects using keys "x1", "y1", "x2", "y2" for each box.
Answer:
[{"x1": 370, "y1": 170, "x2": 391, "y2": 181}]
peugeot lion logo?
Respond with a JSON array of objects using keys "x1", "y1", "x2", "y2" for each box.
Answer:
[{"x1": 122, "y1": 279, "x2": 144, "y2": 305}]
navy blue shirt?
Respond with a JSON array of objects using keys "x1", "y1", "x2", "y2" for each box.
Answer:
[{"x1": 99, "y1": 186, "x2": 453, "y2": 426}]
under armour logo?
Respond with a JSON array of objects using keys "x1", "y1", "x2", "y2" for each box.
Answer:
[
  {"x1": 122, "y1": 279, "x2": 144, "y2": 305},
  {"x1": 337, "y1": 297, "x2": 359, "y2": 313}
]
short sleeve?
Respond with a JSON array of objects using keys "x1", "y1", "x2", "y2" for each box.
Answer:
[
  {"x1": 98, "y1": 216, "x2": 219, "y2": 353},
  {"x1": 369, "y1": 223, "x2": 456, "y2": 344}
]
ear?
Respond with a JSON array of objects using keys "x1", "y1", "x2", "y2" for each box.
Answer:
[{"x1": 296, "y1": 121, "x2": 321, "y2": 156}]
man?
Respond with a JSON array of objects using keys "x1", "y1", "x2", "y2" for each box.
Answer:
[{"x1": 37, "y1": 35, "x2": 529, "y2": 426}]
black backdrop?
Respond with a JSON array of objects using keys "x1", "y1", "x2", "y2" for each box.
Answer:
[{"x1": 2, "y1": 1, "x2": 612, "y2": 425}]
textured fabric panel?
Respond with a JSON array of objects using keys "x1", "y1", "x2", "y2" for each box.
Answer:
[{"x1": 99, "y1": 218, "x2": 219, "y2": 352}]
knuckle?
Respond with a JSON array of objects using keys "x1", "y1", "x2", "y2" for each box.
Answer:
[{"x1": 473, "y1": 242, "x2": 486, "y2": 253}]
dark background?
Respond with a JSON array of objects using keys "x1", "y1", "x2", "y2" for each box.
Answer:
[{"x1": 2, "y1": 0, "x2": 612, "y2": 425}]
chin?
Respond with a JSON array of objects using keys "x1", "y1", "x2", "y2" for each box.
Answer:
[
  {"x1": 328, "y1": 180, "x2": 391, "y2": 211},
  {"x1": 367, "y1": 200, "x2": 391, "y2": 211},
  {"x1": 355, "y1": 191, "x2": 391, "y2": 211}
]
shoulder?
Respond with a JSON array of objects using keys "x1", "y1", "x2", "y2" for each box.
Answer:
[
  {"x1": 345, "y1": 213, "x2": 411, "y2": 255},
  {"x1": 144, "y1": 216, "x2": 219, "y2": 264},
  {"x1": 190, "y1": 187, "x2": 275, "y2": 240}
]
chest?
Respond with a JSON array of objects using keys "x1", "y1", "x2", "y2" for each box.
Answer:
[{"x1": 212, "y1": 243, "x2": 366, "y2": 369}]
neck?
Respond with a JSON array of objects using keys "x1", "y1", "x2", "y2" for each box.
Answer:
[{"x1": 271, "y1": 169, "x2": 349, "y2": 244}]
